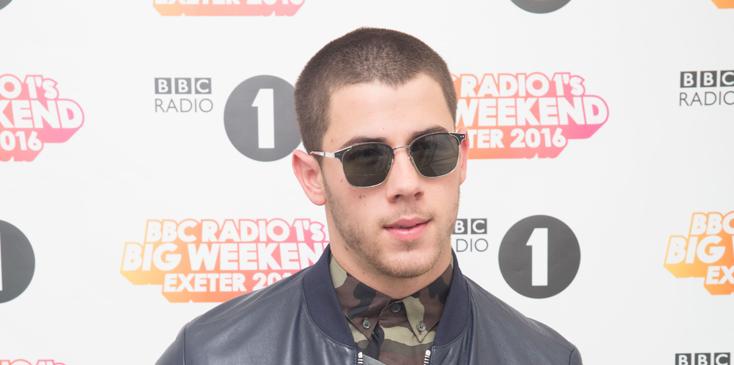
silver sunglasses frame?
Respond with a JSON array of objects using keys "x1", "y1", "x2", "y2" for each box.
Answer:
[{"x1": 309, "y1": 132, "x2": 466, "y2": 188}]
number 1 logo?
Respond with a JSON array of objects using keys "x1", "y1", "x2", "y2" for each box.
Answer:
[
  {"x1": 224, "y1": 75, "x2": 301, "y2": 162},
  {"x1": 0, "y1": 220, "x2": 35, "y2": 303},
  {"x1": 499, "y1": 215, "x2": 580, "y2": 298}
]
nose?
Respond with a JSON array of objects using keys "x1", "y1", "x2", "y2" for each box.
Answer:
[{"x1": 384, "y1": 147, "x2": 424, "y2": 202}]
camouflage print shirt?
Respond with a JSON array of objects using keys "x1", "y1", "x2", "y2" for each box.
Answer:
[{"x1": 330, "y1": 258, "x2": 453, "y2": 365}]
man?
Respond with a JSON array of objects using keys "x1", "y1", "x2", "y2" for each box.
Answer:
[{"x1": 158, "y1": 27, "x2": 582, "y2": 365}]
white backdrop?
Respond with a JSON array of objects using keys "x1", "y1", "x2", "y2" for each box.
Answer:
[{"x1": 1, "y1": 0, "x2": 733, "y2": 364}]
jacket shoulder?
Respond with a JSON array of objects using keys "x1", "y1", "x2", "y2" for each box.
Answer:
[
  {"x1": 157, "y1": 270, "x2": 308, "y2": 365},
  {"x1": 465, "y1": 278, "x2": 582, "y2": 365},
  {"x1": 191, "y1": 270, "x2": 305, "y2": 329}
]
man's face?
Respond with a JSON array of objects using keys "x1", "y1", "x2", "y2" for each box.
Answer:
[{"x1": 320, "y1": 73, "x2": 467, "y2": 281}]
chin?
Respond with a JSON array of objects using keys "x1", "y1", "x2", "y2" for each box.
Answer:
[{"x1": 375, "y1": 248, "x2": 440, "y2": 279}]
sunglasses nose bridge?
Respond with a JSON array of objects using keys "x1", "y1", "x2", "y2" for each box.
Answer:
[
  {"x1": 390, "y1": 144, "x2": 413, "y2": 166},
  {"x1": 391, "y1": 144, "x2": 410, "y2": 154},
  {"x1": 387, "y1": 144, "x2": 423, "y2": 180}
]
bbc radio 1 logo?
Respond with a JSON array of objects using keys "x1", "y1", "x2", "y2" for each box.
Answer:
[
  {"x1": 453, "y1": 72, "x2": 608, "y2": 159},
  {"x1": 664, "y1": 212, "x2": 734, "y2": 295},
  {"x1": 154, "y1": 77, "x2": 213, "y2": 113},
  {"x1": 0, "y1": 360, "x2": 66, "y2": 365},
  {"x1": 0, "y1": 220, "x2": 36, "y2": 304},
  {"x1": 676, "y1": 353, "x2": 731, "y2": 365},
  {"x1": 498, "y1": 215, "x2": 581, "y2": 298},
  {"x1": 153, "y1": 0, "x2": 304, "y2": 16},
  {"x1": 224, "y1": 75, "x2": 300, "y2": 162},
  {"x1": 452, "y1": 218, "x2": 489, "y2": 253},
  {"x1": 0, "y1": 74, "x2": 84, "y2": 162},
  {"x1": 679, "y1": 70, "x2": 734, "y2": 107},
  {"x1": 121, "y1": 218, "x2": 327, "y2": 302}
]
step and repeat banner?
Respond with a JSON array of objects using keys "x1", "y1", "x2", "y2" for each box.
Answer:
[{"x1": 1, "y1": 0, "x2": 733, "y2": 364}]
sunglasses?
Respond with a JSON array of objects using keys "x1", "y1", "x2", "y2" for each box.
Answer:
[{"x1": 310, "y1": 132, "x2": 466, "y2": 187}]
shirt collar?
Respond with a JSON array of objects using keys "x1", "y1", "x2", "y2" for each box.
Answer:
[{"x1": 330, "y1": 256, "x2": 453, "y2": 342}]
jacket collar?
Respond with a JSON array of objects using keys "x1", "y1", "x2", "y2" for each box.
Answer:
[{"x1": 302, "y1": 246, "x2": 470, "y2": 348}]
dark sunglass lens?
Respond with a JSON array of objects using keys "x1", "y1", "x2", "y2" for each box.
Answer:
[
  {"x1": 410, "y1": 134, "x2": 459, "y2": 177},
  {"x1": 341, "y1": 144, "x2": 392, "y2": 187}
]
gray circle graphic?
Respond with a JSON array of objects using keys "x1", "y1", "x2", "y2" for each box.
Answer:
[
  {"x1": 0, "y1": 220, "x2": 35, "y2": 303},
  {"x1": 511, "y1": 0, "x2": 570, "y2": 13},
  {"x1": 0, "y1": 0, "x2": 11, "y2": 10},
  {"x1": 498, "y1": 215, "x2": 580, "y2": 298},
  {"x1": 224, "y1": 75, "x2": 300, "y2": 162}
]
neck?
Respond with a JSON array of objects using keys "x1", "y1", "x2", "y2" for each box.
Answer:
[{"x1": 329, "y1": 243, "x2": 452, "y2": 299}]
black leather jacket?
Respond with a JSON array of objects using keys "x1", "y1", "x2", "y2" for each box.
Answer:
[{"x1": 157, "y1": 248, "x2": 582, "y2": 364}]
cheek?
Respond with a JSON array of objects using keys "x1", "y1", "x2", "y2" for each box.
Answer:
[
  {"x1": 323, "y1": 159, "x2": 349, "y2": 185},
  {"x1": 336, "y1": 188, "x2": 372, "y2": 211},
  {"x1": 433, "y1": 182, "x2": 461, "y2": 207},
  {"x1": 351, "y1": 196, "x2": 382, "y2": 221}
]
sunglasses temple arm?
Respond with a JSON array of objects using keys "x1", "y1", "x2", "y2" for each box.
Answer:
[{"x1": 309, "y1": 151, "x2": 338, "y2": 159}]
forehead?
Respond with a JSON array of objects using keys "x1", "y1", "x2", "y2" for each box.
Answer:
[{"x1": 323, "y1": 73, "x2": 454, "y2": 150}]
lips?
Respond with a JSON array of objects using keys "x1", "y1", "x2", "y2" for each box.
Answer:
[
  {"x1": 384, "y1": 217, "x2": 428, "y2": 229},
  {"x1": 384, "y1": 217, "x2": 430, "y2": 241}
]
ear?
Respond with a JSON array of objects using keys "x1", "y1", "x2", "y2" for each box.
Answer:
[
  {"x1": 292, "y1": 150, "x2": 327, "y2": 206},
  {"x1": 457, "y1": 127, "x2": 469, "y2": 184}
]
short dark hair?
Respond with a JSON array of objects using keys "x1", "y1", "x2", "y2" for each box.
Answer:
[{"x1": 294, "y1": 27, "x2": 457, "y2": 152}]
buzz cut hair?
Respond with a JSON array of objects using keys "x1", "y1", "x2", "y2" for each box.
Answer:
[{"x1": 294, "y1": 27, "x2": 457, "y2": 152}]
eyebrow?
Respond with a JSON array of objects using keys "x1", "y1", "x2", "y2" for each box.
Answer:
[{"x1": 336, "y1": 125, "x2": 451, "y2": 150}]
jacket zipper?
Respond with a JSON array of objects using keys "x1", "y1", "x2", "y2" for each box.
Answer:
[{"x1": 356, "y1": 349, "x2": 431, "y2": 365}]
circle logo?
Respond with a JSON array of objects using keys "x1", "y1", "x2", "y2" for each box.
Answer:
[
  {"x1": 511, "y1": 0, "x2": 571, "y2": 13},
  {"x1": 0, "y1": 0, "x2": 12, "y2": 10},
  {"x1": 498, "y1": 215, "x2": 580, "y2": 298},
  {"x1": 0, "y1": 220, "x2": 36, "y2": 303},
  {"x1": 224, "y1": 75, "x2": 301, "y2": 162}
]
